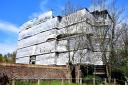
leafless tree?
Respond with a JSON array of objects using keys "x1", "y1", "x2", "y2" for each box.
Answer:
[
  {"x1": 60, "y1": 0, "x2": 91, "y2": 64},
  {"x1": 92, "y1": 0, "x2": 126, "y2": 83},
  {"x1": 60, "y1": 0, "x2": 94, "y2": 81},
  {"x1": 60, "y1": 0, "x2": 126, "y2": 83}
]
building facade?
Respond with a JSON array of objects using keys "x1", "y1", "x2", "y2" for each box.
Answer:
[{"x1": 16, "y1": 9, "x2": 112, "y2": 65}]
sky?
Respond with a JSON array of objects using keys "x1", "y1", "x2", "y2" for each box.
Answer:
[{"x1": 0, "y1": 0, "x2": 127, "y2": 54}]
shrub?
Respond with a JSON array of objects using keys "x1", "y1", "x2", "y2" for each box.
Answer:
[
  {"x1": 84, "y1": 75, "x2": 102, "y2": 85},
  {"x1": 0, "y1": 73, "x2": 9, "y2": 85}
]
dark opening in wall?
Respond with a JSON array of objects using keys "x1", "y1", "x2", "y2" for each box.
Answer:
[
  {"x1": 29, "y1": 55, "x2": 36, "y2": 64},
  {"x1": 72, "y1": 66, "x2": 76, "y2": 83}
]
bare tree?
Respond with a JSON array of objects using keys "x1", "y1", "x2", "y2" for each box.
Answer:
[
  {"x1": 60, "y1": 0, "x2": 99, "y2": 65},
  {"x1": 60, "y1": 1, "x2": 88, "y2": 64},
  {"x1": 59, "y1": 1, "x2": 94, "y2": 81},
  {"x1": 92, "y1": 0, "x2": 126, "y2": 83},
  {"x1": 60, "y1": 0, "x2": 126, "y2": 83},
  {"x1": 116, "y1": 23, "x2": 128, "y2": 81}
]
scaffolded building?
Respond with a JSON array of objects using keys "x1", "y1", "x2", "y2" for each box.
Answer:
[{"x1": 16, "y1": 9, "x2": 112, "y2": 65}]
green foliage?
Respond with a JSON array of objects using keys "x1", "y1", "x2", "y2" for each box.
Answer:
[
  {"x1": 0, "y1": 73, "x2": 9, "y2": 85},
  {"x1": 120, "y1": 63, "x2": 128, "y2": 81},
  {"x1": 84, "y1": 75, "x2": 103, "y2": 85},
  {"x1": 10, "y1": 80, "x2": 79, "y2": 85},
  {"x1": 0, "y1": 52, "x2": 16, "y2": 63},
  {"x1": 114, "y1": 48, "x2": 128, "y2": 81},
  {"x1": 14, "y1": 80, "x2": 36, "y2": 85},
  {"x1": 0, "y1": 54, "x2": 3, "y2": 62}
]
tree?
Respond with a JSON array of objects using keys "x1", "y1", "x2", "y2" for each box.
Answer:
[
  {"x1": 92, "y1": 0, "x2": 126, "y2": 83},
  {"x1": 60, "y1": 0, "x2": 127, "y2": 83},
  {"x1": 0, "y1": 54, "x2": 4, "y2": 62},
  {"x1": 116, "y1": 23, "x2": 128, "y2": 81},
  {"x1": 61, "y1": 0, "x2": 94, "y2": 64},
  {"x1": 0, "y1": 52, "x2": 16, "y2": 63},
  {"x1": 60, "y1": 1, "x2": 94, "y2": 81}
]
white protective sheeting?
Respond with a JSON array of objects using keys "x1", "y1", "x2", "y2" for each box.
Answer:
[
  {"x1": 57, "y1": 40, "x2": 67, "y2": 52},
  {"x1": 91, "y1": 52, "x2": 103, "y2": 65},
  {"x1": 58, "y1": 21, "x2": 93, "y2": 35},
  {"x1": 57, "y1": 53, "x2": 69, "y2": 65},
  {"x1": 17, "y1": 29, "x2": 57, "y2": 49},
  {"x1": 57, "y1": 35, "x2": 89, "y2": 52},
  {"x1": 36, "y1": 53, "x2": 55, "y2": 65},
  {"x1": 59, "y1": 9, "x2": 92, "y2": 29},
  {"x1": 17, "y1": 41, "x2": 56, "y2": 58},
  {"x1": 16, "y1": 9, "x2": 110, "y2": 65},
  {"x1": 19, "y1": 17, "x2": 59, "y2": 40},
  {"x1": 56, "y1": 49, "x2": 103, "y2": 65},
  {"x1": 19, "y1": 11, "x2": 53, "y2": 33},
  {"x1": 16, "y1": 57, "x2": 29, "y2": 64},
  {"x1": 16, "y1": 48, "x2": 33, "y2": 58}
]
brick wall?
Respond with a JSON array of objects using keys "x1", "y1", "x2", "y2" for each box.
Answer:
[{"x1": 0, "y1": 63, "x2": 68, "y2": 79}]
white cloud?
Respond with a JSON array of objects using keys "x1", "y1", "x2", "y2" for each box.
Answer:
[
  {"x1": 0, "y1": 20, "x2": 19, "y2": 54},
  {"x1": 0, "y1": 43, "x2": 16, "y2": 54},
  {"x1": 29, "y1": 0, "x2": 49, "y2": 19},
  {"x1": 0, "y1": 20, "x2": 19, "y2": 33},
  {"x1": 40, "y1": 0, "x2": 49, "y2": 11}
]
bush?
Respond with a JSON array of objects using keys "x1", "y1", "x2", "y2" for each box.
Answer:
[
  {"x1": 111, "y1": 68, "x2": 126, "y2": 84},
  {"x1": 0, "y1": 73, "x2": 9, "y2": 85},
  {"x1": 84, "y1": 75, "x2": 102, "y2": 85}
]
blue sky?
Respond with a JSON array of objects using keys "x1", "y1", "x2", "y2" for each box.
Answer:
[{"x1": 0, "y1": 0, "x2": 127, "y2": 54}]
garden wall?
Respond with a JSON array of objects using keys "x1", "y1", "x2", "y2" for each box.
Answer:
[{"x1": 0, "y1": 63, "x2": 68, "y2": 79}]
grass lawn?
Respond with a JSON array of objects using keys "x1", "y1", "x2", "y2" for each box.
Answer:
[{"x1": 9, "y1": 80, "x2": 87, "y2": 85}]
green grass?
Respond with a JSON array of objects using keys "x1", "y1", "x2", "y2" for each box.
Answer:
[
  {"x1": 9, "y1": 80, "x2": 86, "y2": 85},
  {"x1": 40, "y1": 81, "x2": 86, "y2": 85}
]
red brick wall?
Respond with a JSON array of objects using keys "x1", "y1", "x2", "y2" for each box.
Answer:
[{"x1": 0, "y1": 63, "x2": 68, "y2": 79}]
